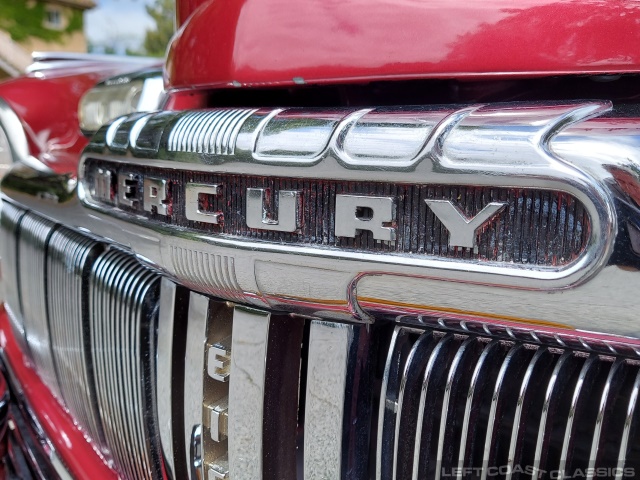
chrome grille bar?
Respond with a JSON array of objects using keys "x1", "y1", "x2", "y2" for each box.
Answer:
[
  {"x1": 47, "y1": 227, "x2": 104, "y2": 447},
  {"x1": 0, "y1": 201, "x2": 26, "y2": 348},
  {"x1": 381, "y1": 326, "x2": 640, "y2": 479},
  {"x1": 0, "y1": 203, "x2": 165, "y2": 479},
  {"x1": 18, "y1": 212, "x2": 59, "y2": 398},
  {"x1": 90, "y1": 249, "x2": 162, "y2": 480}
]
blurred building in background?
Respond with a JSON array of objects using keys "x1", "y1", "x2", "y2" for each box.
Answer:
[{"x1": 0, "y1": 0, "x2": 95, "y2": 79}]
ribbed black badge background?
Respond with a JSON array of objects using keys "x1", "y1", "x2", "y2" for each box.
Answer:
[{"x1": 87, "y1": 159, "x2": 590, "y2": 266}]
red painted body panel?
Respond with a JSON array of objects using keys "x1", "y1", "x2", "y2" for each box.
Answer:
[
  {"x1": 0, "y1": 74, "x2": 99, "y2": 174},
  {"x1": 0, "y1": 60, "x2": 154, "y2": 175},
  {"x1": 168, "y1": 0, "x2": 640, "y2": 90},
  {"x1": 0, "y1": 310, "x2": 118, "y2": 479}
]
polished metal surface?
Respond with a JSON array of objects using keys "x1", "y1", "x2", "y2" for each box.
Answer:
[
  {"x1": 245, "y1": 188, "x2": 300, "y2": 232},
  {"x1": 304, "y1": 320, "x2": 352, "y2": 479},
  {"x1": 47, "y1": 227, "x2": 104, "y2": 446},
  {"x1": 0, "y1": 200, "x2": 27, "y2": 348},
  {"x1": 166, "y1": 109, "x2": 256, "y2": 155},
  {"x1": 4, "y1": 99, "x2": 640, "y2": 479},
  {"x1": 379, "y1": 325, "x2": 640, "y2": 479},
  {"x1": 7, "y1": 101, "x2": 628, "y2": 334},
  {"x1": 425, "y1": 200, "x2": 507, "y2": 249},
  {"x1": 228, "y1": 307, "x2": 270, "y2": 480},
  {"x1": 79, "y1": 102, "x2": 615, "y2": 292},
  {"x1": 334, "y1": 195, "x2": 396, "y2": 241},
  {"x1": 89, "y1": 248, "x2": 163, "y2": 480},
  {"x1": 0, "y1": 204, "x2": 167, "y2": 479},
  {"x1": 184, "y1": 292, "x2": 209, "y2": 480},
  {"x1": 18, "y1": 213, "x2": 59, "y2": 397},
  {"x1": 144, "y1": 177, "x2": 169, "y2": 215},
  {"x1": 185, "y1": 184, "x2": 222, "y2": 224},
  {"x1": 157, "y1": 278, "x2": 178, "y2": 479}
]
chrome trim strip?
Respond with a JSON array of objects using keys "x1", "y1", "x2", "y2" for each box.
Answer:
[
  {"x1": 409, "y1": 334, "x2": 465, "y2": 480},
  {"x1": 456, "y1": 340, "x2": 501, "y2": 480},
  {"x1": 89, "y1": 248, "x2": 162, "y2": 479},
  {"x1": 184, "y1": 292, "x2": 209, "y2": 480},
  {"x1": 157, "y1": 278, "x2": 178, "y2": 479},
  {"x1": 81, "y1": 102, "x2": 616, "y2": 291},
  {"x1": 586, "y1": 359, "x2": 625, "y2": 480},
  {"x1": 304, "y1": 320, "x2": 353, "y2": 480},
  {"x1": 18, "y1": 213, "x2": 59, "y2": 397},
  {"x1": 616, "y1": 370, "x2": 640, "y2": 480},
  {"x1": 435, "y1": 337, "x2": 476, "y2": 480},
  {"x1": 46, "y1": 227, "x2": 104, "y2": 446},
  {"x1": 376, "y1": 327, "x2": 410, "y2": 480},
  {"x1": 0, "y1": 201, "x2": 27, "y2": 349},
  {"x1": 558, "y1": 355, "x2": 599, "y2": 477},
  {"x1": 228, "y1": 306, "x2": 270, "y2": 480},
  {"x1": 532, "y1": 351, "x2": 574, "y2": 474},
  {"x1": 505, "y1": 348, "x2": 552, "y2": 480},
  {"x1": 392, "y1": 333, "x2": 432, "y2": 480}
]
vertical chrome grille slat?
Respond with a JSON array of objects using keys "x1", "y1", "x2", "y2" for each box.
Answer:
[
  {"x1": 558, "y1": 355, "x2": 605, "y2": 476},
  {"x1": 616, "y1": 370, "x2": 640, "y2": 480},
  {"x1": 505, "y1": 347, "x2": 554, "y2": 480},
  {"x1": 456, "y1": 340, "x2": 503, "y2": 480},
  {"x1": 532, "y1": 351, "x2": 574, "y2": 474},
  {"x1": 47, "y1": 228, "x2": 104, "y2": 446},
  {"x1": 90, "y1": 249, "x2": 161, "y2": 480},
  {"x1": 412, "y1": 334, "x2": 457, "y2": 480},
  {"x1": 376, "y1": 326, "x2": 415, "y2": 480},
  {"x1": 0, "y1": 202, "x2": 27, "y2": 348},
  {"x1": 0, "y1": 205, "x2": 166, "y2": 480},
  {"x1": 480, "y1": 345, "x2": 534, "y2": 480},
  {"x1": 587, "y1": 358, "x2": 626, "y2": 480},
  {"x1": 436, "y1": 337, "x2": 482, "y2": 480},
  {"x1": 380, "y1": 326, "x2": 640, "y2": 479},
  {"x1": 392, "y1": 333, "x2": 435, "y2": 480},
  {"x1": 18, "y1": 213, "x2": 59, "y2": 397}
]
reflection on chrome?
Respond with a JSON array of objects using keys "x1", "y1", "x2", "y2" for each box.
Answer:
[{"x1": 3, "y1": 100, "x2": 640, "y2": 479}]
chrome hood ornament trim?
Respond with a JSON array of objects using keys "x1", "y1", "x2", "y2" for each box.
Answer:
[{"x1": 3, "y1": 101, "x2": 640, "y2": 337}]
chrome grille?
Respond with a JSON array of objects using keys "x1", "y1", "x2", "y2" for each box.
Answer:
[
  {"x1": 18, "y1": 212, "x2": 59, "y2": 398},
  {"x1": 90, "y1": 248, "x2": 161, "y2": 480},
  {"x1": 47, "y1": 227, "x2": 104, "y2": 446},
  {"x1": 0, "y1": 204, "x2": 163, "y2": 479},
  {"x1": 377, "y1": 326, "x2": 640, "y2": 480},
  {"x1": 0, "y1": 201, "x2": 26, "y2": 346}
]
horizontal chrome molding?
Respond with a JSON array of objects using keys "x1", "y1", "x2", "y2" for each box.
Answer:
[{"x1": 3, "y1": 102, "x2": 640, "y2": 338}]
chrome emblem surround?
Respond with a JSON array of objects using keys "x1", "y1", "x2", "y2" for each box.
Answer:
[
  {"x1": 8, "y1": 100, "x2": 640, "y2": 334},
  {"x1": 79, "y1": 102, "x2": 614, "y2": 291}
]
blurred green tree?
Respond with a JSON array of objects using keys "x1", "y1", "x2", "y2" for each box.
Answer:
[{"x1": 143, "y1": 0, "x2": 174, "y2": 57}]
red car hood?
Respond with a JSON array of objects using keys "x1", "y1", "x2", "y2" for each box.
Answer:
[{"x1": 167, "y1": 0, "x2": 640, "y2": 90}]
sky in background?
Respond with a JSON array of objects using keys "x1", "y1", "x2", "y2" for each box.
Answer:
[{"x1": 85, "y1": 0, "x2": 155, "y2": 53}]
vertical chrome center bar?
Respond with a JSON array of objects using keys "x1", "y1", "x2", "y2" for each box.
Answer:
[
  {"x1": 304, "y1": 320, "x2": 371, "y2": 480},
  {"x1": 228, "y1": 306, "x2": 270, "y2": 480},
  {"x1": 184, "y1": 292, "x2": 209, "y2": 480}
]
